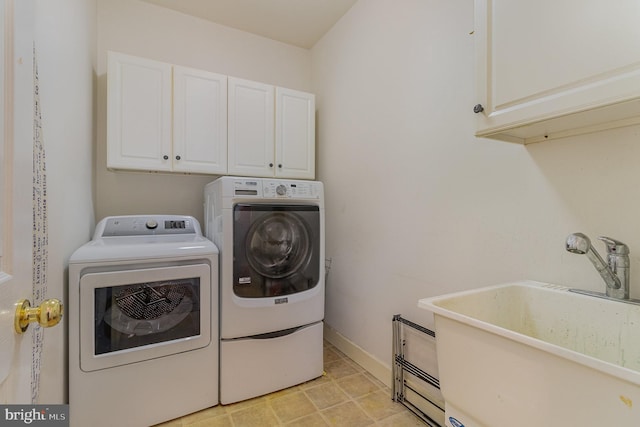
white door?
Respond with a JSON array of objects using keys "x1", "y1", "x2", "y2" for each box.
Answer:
[
  {"x1": 227, "y1": 77, "x2": 275, "y2": 177},
  {"x1": 106, "y1": 51, "x2": 173, "y2": 172},
  {"x1": 275, "y1": 87, "x2": 315, "y2": 180},
  {"x1": 173, "y1": 66, "x2": 228, "y2": 174},
  {"x1": 0, "y1": 0, "x2": 59, "y2": 404}
]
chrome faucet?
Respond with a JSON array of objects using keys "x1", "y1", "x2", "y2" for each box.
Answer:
[{"x1": 565, "y1": 233, "x2": 629, "y2": 300}]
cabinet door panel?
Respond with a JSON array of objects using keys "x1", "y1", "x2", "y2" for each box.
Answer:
[
  {"x1": 275, "y1": 87, "x2": 315, "y2": 180},
  {"x1": 476, "y1": 0, "x2": 640, "y2": 143},
  {"x1": 173, "y1": 66, "x2": 227, "y2": 174},
  {"x1": 107, "y1": 52, "x2": 172, "y2": 170},
  {"x1": 228, "y1": 77, "x2": 274, "y2": 177},
  {"x1": 492, "y1": 0, "x2": 640, "y2": 107}
]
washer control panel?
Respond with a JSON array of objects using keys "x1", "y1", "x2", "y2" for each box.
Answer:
[
  {"x1": 230, "y1": 178, "x2": 322, "y2": 199},
  {"x1": 99, "y1": 215, "x2": 197, "y2": 237},
  {"x1": 262, "y1": 180, "x2": 321, "y2": 199}
]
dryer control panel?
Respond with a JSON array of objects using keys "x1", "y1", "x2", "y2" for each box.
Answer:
[{"x1": 98, "y1": 215, "x2": 198, "y2": 237}]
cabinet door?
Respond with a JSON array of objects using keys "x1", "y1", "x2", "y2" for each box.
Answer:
[
  {"x1": 475, "y1": 0, "x2": 640, "y2": 143},
  {"x1": 173, "y1": 66, "x2": 227, "y2": 174},
  {"x1": 107, "y1": 51, "x2": 172, "y2": 171},
  {"x1": 275, "y1": 88, "x2": 315, "y2": 180},
  {"x1": 228, "y1": 77, "x2": 275, "y2": 177}
]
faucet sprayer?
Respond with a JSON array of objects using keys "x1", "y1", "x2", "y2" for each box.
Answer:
[{"x1": 565, "y1": 233, "x2": 629, "y2": 300}]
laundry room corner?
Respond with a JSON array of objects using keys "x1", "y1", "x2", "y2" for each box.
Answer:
[{"x1": 310, "y1": 0, "x2": 533, "y2": 369}]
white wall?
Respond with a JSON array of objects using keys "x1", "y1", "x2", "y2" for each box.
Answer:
[
  {"x1": 34, "y1": 0, "x2": 97, "y2": 403},
  {"x1": 95, "y1": 0, "x2": 312, "y2": 225},
  {"x1": 312, "y1": 0, "x2": 640, "y2": 368}
]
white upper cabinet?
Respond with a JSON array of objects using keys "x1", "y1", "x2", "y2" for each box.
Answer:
[
  {"x1": 107, "y1": 52, "x2": 228, "y2": 174},
  {"x1": 276, "y1": 87, "x2": 316, "y2": 180},
  {"x1": 228, "y1": 77, "x2": 316, "y2": 180},
  {"x1": 108, "y1": 53, "x2": 315, "y2": 179},
  {"x1": 107, "y1": 52, "x2": 172, "y2": 171},
  {"x1": 173, "y1": 66, "x2": 227, "y2": 174},
  {"x1": 474, "y1": 0, "x2": 640, "y2": 144},
  {"x1": 227, "y1": 77, "x2": 275, "y2": 177}
]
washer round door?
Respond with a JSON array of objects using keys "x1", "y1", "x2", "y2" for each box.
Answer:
[
  {"x1": 233, "y1": 204, "x2": 320, "y2": 298},
  {"x1": 246, "y1": 212, "x2": 311, "y2": 279}
]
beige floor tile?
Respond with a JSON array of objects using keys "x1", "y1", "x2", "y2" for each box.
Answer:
[
  {"x1": 170, "y1": 341, "x2": 423, "y2": 426},
  {"x1": 269, "y1": 391, "x2": 317, "y2": 423},
  {"x1": 304, "y1": 381, "x2": 350, "y2": 410},
  {"x1": 266, "y1": 385, "x2": 302, "y2": 401},
  {"x1": 321, "y1": 401, "x2": 374, "y2": 427},
  {"x1": 299, "y1": 372, "x2": 332, "y2": 389},
  {"x1": 230, "y1": 402, "x2": 280, "y2": 426},
  {"x1": 223, "y1": 395, "x2": 267, "y2": 413},
  {"x1": 178, "y1": 405, "x2": 227, "y2": 425},
  {"x1": 336, "y1": 373, "x2": 380, "y2": 398},
  {"x1": 324, "y1": 359, "x2": 359, "y2": 380},
  {"x1": 375, "y1": 410, "x2": 427, "y2": 427},
  {"x1": 323, "y1": 345, "x2": 343, "y2": 363},
  {"x1": 324, "y1": 343, "x2": 346, "y2": 358},
  {"x1": 356, "y1": 390, "x2": 405, "y2": 421},
  {"x1": 344, "y1": 358, "x2": 365, "y2": 373},
  {"x1": 184, "y1": 414, "x2": 233, "y2": 427},
  {"x1": 363, "y1": 371, "x2": 390, "y2": 390},
  {"x1": 152, "y1": 419, "x2": 183, "y2": 427},
  {"x1": 285, "y1": 412, "x2": 329, "y2": 427}
]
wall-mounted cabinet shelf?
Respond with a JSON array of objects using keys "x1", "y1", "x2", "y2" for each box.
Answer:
[
  {"x1": 228, "y1": 78, "x2": 315, "y2": 180},
  {"x1": 107, "y1": 52, "x2": 315, "y2": 179},
  {"x1": 474, "y1": 0, "x2": 640, "y2": 144},
  {"x1": 107, "y1": 52, "x2": 227, "y2": 174}
]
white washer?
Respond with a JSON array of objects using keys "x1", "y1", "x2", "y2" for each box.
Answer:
[
  {"x1": 68, "y1": 215, "x2": 218, "y2": 427},
  {"x1": 205, "y1": 177, "x2": 324, "y2": 404}
]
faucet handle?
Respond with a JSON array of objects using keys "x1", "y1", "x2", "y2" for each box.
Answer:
[{"x1": 598, "y1": 236, "x2": 629, "y2": 255}]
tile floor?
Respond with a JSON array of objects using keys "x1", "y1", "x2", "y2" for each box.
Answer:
[{"x1": 155, "y1": 341, "x2": 424, "y2": 426}]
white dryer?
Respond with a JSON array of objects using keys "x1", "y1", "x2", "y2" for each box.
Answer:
[
  {"x1": 68, "y1": 215, "x2": 218, "y2": 427},
  {"x1": 205, "y1": 177, "x2": 324, "y2": 404}
]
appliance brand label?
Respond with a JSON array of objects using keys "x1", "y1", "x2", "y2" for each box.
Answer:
[
  {"x1": 275, "y1": 297, "x2": 288, "y2": 305},
  {"x1": 238, "y1": 277, "x2": 251, "y2": 284},
  {"x1": 449, "y1": 417, "x2": 465, "y2": 427}
]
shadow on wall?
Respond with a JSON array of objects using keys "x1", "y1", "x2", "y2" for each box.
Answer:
[{"x1": 524, "y1": 123, "x2": 640, "y2": 295}]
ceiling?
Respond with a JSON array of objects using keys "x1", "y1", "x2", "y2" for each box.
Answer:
[{"x1": 140, "y1": 0, "x2": 358, "y2": 49}]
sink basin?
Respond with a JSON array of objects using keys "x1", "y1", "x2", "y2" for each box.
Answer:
[{"x1": 418, "y1": 280, "x2": 640, "y2": 427}]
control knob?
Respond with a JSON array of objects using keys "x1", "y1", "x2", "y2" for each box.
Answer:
[
  {"x1": 145, "y1": 219, "x2": 158, "y2": 229},
  {"x1": 276, "y1": 184, "x2": 287, "y2": 196}
]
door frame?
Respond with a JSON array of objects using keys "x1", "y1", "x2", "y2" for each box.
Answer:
[{"x1": 0, "y1": 0, "x2": 38, "y2": 404}]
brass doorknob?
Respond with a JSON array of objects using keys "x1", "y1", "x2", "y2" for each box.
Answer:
[{"x1": 14, "y1": 299, "x2": 63, "y2": 334}]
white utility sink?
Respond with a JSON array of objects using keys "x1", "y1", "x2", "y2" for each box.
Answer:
[{"x1": 419, "y1": 280, "x2": 640, "y2": 427}]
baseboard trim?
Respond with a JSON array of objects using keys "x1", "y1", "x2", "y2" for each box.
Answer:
[{"x1": 323, "y1": 324, "x2": 391, "y2": 388}]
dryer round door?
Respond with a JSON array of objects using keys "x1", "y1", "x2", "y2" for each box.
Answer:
[{"x1": 246, "y1": 212, "x2": 311, "y2": 279}]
